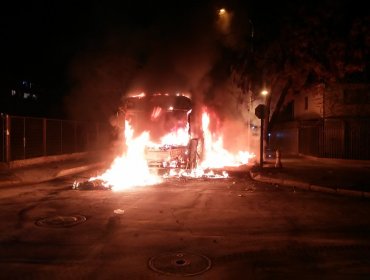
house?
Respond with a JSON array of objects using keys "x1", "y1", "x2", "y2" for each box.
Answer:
[{"x1": 270, "y1": 82, "x2": 370, "y2": 160}]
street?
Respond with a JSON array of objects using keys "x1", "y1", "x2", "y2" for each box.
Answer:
[{"x1": 1, "y1": 169, "x2": 370, "y2": 279}]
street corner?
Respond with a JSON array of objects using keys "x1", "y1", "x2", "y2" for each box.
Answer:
[{"x1": 249, "y1": 170, "x2": 284, "y2": 186}]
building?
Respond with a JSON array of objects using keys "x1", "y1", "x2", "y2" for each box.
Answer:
[{"x1": 270, "y1": 82, "x2": 370, "y2": 160}]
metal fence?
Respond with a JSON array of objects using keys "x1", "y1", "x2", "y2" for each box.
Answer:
[
  {"x1": 299, "y1": 118, "x2": 370, "y2": 160},
  {"x1": 1, "y1": 114, "x2": 111, "y2": 162}
]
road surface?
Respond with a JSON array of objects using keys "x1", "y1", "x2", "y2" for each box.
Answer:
[{"x1": 1, "y1": 169, "x2": 370, "y2": 279}]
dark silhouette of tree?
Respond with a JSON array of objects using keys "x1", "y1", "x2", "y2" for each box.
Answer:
[{"x1": 231, "y1": 0, "x2": 369, "y2": 148}]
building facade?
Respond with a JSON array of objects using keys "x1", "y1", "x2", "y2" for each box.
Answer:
[{"x1": 270, "y1": 82, "x2": 370, "y2": 160}]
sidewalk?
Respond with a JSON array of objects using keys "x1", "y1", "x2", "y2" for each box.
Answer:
[
  {"x1": 250, "y1": 156, "x2": 370, "y2": 198},
  {"x1": 0, "y1": 153, "x2": 108, "y2": 188},
  {"x1": 1, "y1": 153, "x2": 370, "y2": 199}
]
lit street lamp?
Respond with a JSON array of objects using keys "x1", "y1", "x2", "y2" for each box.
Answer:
[{"x1": 218, "y1": 8, "x2": 226, "y2": 16}]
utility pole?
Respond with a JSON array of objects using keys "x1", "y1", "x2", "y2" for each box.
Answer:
[
  {"x1": 255, "y1": 104, "x2": 266, "y2": 168},
  {"x1": 260, "y1": 115, "x2": 264, "y2": 167}
]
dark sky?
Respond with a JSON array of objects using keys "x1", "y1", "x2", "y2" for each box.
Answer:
[
  {"x1": 0, "y1": 0, "x2": 264, "y2": 85},
  {"x1": 1, "y1": 2, "x2": 212, "y2": 76},
  {"x1": 1, "y1": 0, "x2": 363, "y2": 81},
  {"x1": 0, "y1": 0, "x2": 364, "y2": 120},
  {"x1": 0, "y1": 0, "x2": 253, "y2": 119}
]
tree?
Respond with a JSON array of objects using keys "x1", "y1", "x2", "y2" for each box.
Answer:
[{"x1": 231, "y1": 1, "x2": 370, "y2": 152}]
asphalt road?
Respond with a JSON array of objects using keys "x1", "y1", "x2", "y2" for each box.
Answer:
[{"x1": 1, "y1": 169, "x2": 370, "y2": 279}]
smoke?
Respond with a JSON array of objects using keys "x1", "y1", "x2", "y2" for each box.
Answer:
[{"x1": 64, "y1": 0, "x2": 254, "y2": 151}]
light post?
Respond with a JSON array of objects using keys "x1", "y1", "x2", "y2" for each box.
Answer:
[
  {"x1": 261, "y1": 89, "x2": 269, "y2": 163},
  {"x1": 261, "y1": 89, "x2": 268, "y2": 103}
]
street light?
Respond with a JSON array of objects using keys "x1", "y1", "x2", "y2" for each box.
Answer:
[
  {"x1": 218, "y1": 8, "x2": 226, "y2": 16},
  {"x1": 217, "y1": 7, "x2": 231, "y2": 34},
  {"x1": 261, "y1": 89, "x2": 269, "y2": 106}
]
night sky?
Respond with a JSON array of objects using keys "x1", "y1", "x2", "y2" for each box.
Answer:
[{"x1": 0, "y1": 0, "x2": 365, "y2": 120}]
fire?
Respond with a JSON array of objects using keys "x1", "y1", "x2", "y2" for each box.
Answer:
[
  {"x1": 88, "y1": 121, "x2": 162, "y2": 191},
  {"x1": 159, "y1": 124, "x2": 189, "y2": 146},
  {"x1": 82, "y1": 106, "x2": 255, "y2": 191},
  {"x1": 200, "y1": 110, "x2": 254, "y2": 169}
]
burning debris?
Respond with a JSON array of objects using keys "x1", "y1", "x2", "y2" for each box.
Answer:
[
  {"x1": 72, "y1": 94, "x2": 255, "y2": 191},
  {"x1": 163, "y1": 168, "x2": 229, "y2": 179},
  {"x1": 73, "y1": 179, "x2": 112, "y2": 190}
]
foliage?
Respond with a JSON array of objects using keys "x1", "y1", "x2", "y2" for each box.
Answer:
[{"x1": 231, "y1": 1, "x2": 370, "y2": 132}]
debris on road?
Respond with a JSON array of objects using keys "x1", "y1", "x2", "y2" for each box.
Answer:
[
  {"x1": 114, "y1": 209, "x2": 125, "y2": 214},
  {"x1": 72, "y1": 179, "x2": 112, "y2": 190}
]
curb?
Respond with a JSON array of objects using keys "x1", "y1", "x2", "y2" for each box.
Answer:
[
  {"x1": 55, "y1": 163, "x2": 103, "y2": 178},
  {"x1": 0, "y1": 162, "x2": 105, "y2": 188},
  {"x1": 250, "y1": 171, "x2": 367, "y2": 198},
  {"x1": 52, "y1": 162, "x2": 106, "y2": 180}
]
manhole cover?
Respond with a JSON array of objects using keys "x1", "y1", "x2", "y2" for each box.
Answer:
[
  {"x1": 148, "y1": 252, "x2": 211, "y2": 276},
  {"x1": 35, "y1": 215, "x2": 86, "y2": 228}
]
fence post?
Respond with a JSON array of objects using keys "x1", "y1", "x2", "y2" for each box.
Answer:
[
  {"x1": 60, "y1": 120, "x2": 63, "y2": 154},
  {"x1": 43, "y1": 118, "x2": 47, "y2": 156},
  {"x1": 96, "y1": 122, "x2": 100, "y2": 149},
  {"x1": 74, "y1": 121, "x2": 77, "y2": 153},
  {"x1": 5, "y1": 114, "x2": 11, "y2": 162},
  {"x1": 23, "y1": 117, "x2": 26, "y2": 159}
]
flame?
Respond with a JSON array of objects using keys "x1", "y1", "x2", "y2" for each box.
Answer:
[
  {"x1": 200, "y1": 109, "x2": 254, "y2": 169},
  {"x1": 159, "y1": 125, "x2": 189, "y2": 146},
  {"x1": 151, "y1": 106, "x2": 162, "y2": 120},
  {"x1": 89, "y1": 121, "x2": 161, "y2": 191},
  {"x1": 86, "y1": 107, "x2": 255, "y2": 190}
]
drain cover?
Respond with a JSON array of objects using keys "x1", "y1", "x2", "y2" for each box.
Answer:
[
  {"x1": 148, "y1": 252, "x2": 211, "y2": 276},
  {"x1": 35, "y1": 215, "x2": 86, "y2": 228}
]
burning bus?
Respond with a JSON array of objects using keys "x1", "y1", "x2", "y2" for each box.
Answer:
[
  {"x1": 73, "y1": 92, "x2": 255, "y2": 191},
  {"x1": 116, "y1": 92, "x2": 200, "y2": 169}
]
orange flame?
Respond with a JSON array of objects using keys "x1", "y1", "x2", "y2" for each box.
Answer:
[
  {"x1": 200, "y1": 109, "x2": 254, "y2": 169},
  {"x1": 89, "y1": 121, "x2": 161, "y2": 191},
  {"x1": 88, "y1": 107, "x2": 255, "y2": 189}
]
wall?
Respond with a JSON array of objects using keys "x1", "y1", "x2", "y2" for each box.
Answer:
[{"x1": 269, "y1": 121, "x2": 299, "y2": 156}]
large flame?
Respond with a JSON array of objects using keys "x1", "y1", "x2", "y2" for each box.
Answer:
[
  {"x1": 86, "y1": 107, "x2": 255, "y2": 191},
  {"x1": 89, "y1": 121, "x2": 162, "y2": 191},
  {"x1": 159, "y1": 124, "x2": 189, "y2": 146},
  {"x1": 201, "y1": 110, "x2": 254, "y2": 169}
]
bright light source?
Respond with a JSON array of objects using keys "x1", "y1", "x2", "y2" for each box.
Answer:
[
  {"x1": 168, "y1": 106, "x2": 174, "y2": 111},
  {"x1": 219, "y1": 8, "x2": 226, "y2": 16},
  {"x1": 261, "y1": 90, "x2": 268, "y2": 96}
]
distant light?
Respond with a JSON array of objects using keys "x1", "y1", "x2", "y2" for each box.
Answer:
[
  {"x1": 168, "y1": 106, "x2": 174, "y2": 111},
  {"x1": 268, "y1": 133, "x2": 271, "y2": 137},
  {"x1": 261, "y1": 90, "x2": 268, "y2": 96},
  {"x1": 219, "y1": 8, "x2": 226, "y2": 16}
]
